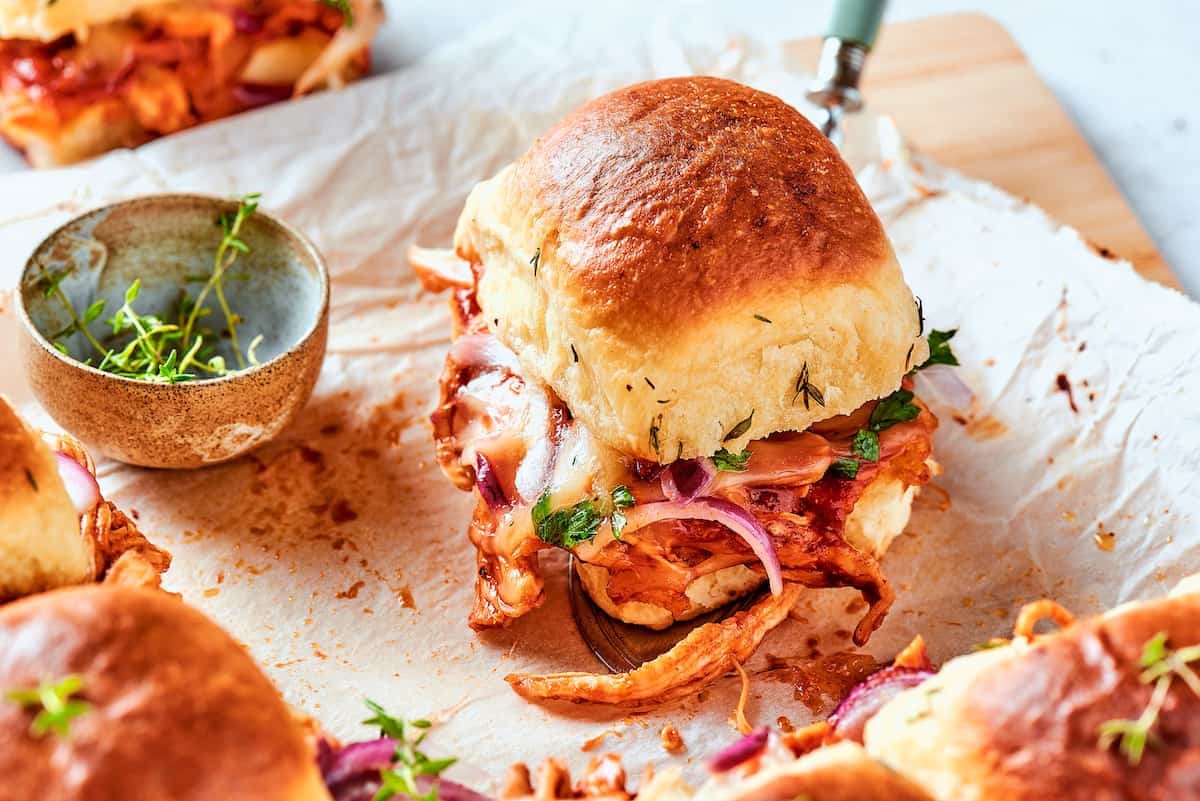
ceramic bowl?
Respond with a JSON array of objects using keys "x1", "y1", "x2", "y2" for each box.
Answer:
[{"x1": 16, "y1": 194, "x2": 329, "y2": 469}]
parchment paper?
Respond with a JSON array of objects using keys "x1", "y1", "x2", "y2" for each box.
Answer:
[{"x1": 1, "y1": 9, "x2": 1198, "y2": 786}]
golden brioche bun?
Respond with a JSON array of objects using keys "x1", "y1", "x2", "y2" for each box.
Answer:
[
  {"x1": 455, "y1": 76, "x2": 926, "y2": 461},
  {"x1": 0, "y1": 586, "x2": 330, "y2": 801},
  {"x1": 691, "y1": 742, "x2": 933, "y2": 801},
  {"x1": 575, "y1": 467, "x2": 917, "y2": 628},
  {"x1": 0, "y1": 0, "x2": 171, "y2": 41},
  {"x1": 0, "y1": 397, "x2": 91, "y2": 601},
  {"x1": 864, "y1": 578, "x2": 1200, "y2": 801}
]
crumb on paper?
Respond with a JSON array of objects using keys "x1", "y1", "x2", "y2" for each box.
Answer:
[
  {"x1": 659, "y1": 724, "x2": 685, "y2": 754},
  {"x1": 581, "y1": 728, "x2": 621, "y2": 752}
]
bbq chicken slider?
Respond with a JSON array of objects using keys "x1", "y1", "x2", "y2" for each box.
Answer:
[
  {"x1": 0, "y1": 585, "x2": 330, "y2": 801},
  {"x1": 0, "y1": 0, "x2": 383, "y2": 167},
  {"x1": 0, "y1": 396, "x2": 168, "y2": 601},
  {"x1": 414, "y1": 76, "x2": 944, "y2": 704}
]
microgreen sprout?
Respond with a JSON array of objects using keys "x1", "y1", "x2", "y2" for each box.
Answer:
[
  {"x1": 362, "y1": 700, "x2": 456, "y2": 801},
  {"x1": 43, "y1": 194, "x2": 264, "y2": 383},
  {"x1": 5, "y1": 675, "x2": 91, "y2": 738}
]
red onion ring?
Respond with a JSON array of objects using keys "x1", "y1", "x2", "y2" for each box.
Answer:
[
  {"x1": 320, "y1": 737, "x2": 397, "y2": 789},
  {"x1": 915, "y1": 364, "x2": 974, "y2": 410},
  {"x1": 473, "y1": 451, "x2": 507, "y2": 511},
  {"x1": 622, "y1": 497, "x2": 783, "y2": 596},
  {"x1": 319, "y1": 736, "x2": 493, "y2": 801},
  {"x1": 232, "y1": 82, "x2": 294, "y2": 109},
  {"x1": 660, "y1": 458, "x2": 716, "y2": 503},
  {"x1": 53, "y1": 452, "x2": 100, "y2": 516},
  {"x1": 828, "y1": 665, "x2": 935, "y2": 743},
  {"x1": 707, "y1": 726, "x2": 769, "y2": 772},
  {"x1": 421, "y1": 777, "x2": 492, "y2": 801}
]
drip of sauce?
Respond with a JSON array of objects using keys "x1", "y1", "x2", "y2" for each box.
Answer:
[
  {"x1": 765, "y1": 652, "x2": 881, "y2": 714},
  {"x1": 1055, "y1": 373, "x2": 1079, "y2": 413}
]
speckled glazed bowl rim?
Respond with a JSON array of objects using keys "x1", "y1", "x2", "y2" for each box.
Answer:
[{"x1": 16, "y1": 193, "x2": 330, "y2": 389}]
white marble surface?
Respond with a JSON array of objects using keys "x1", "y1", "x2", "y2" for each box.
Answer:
[{"x1": 2, "y1": 1, "x2": 1196, "y2": 296}]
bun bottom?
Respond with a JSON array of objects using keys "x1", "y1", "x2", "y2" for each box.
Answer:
[{"x1": 576, "y1": 470, "x2": 923, "y2": 629}]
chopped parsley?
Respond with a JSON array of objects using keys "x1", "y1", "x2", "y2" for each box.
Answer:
[
  {"x1": 913, "y1": 328, "x2": 959, "y2": 372},
  {"x1": 868, "y1": 389, "x2": 922, "y2": 432},
  {"x1": 362, "y1": 700, "x2": 456, "y2": 801},
  {"x1": 712, "y1": 447, "x2": 751, "y2": 472},
  {"x1": 851, "y1": 429, "x2": 880, "y2": 462},
  {"x1": 6, "y1": 675, "x2": 90, "y2": 738},
  {"x1": 532, "y1": 486, "x2": 636, "y2": 547},
  {"x1": 723, "y1": 411, "x2": 755, "y2": 442},
  {"x1": 828, "y1": 457, "x2": 860, "y2": 479},
  {"x1": 320, "y1": 0, "x2": 355, "y2": 26}
]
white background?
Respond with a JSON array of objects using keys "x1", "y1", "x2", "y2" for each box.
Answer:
[{"x1": 2, "y1": 0, "x2": 1196, "y2": 296}]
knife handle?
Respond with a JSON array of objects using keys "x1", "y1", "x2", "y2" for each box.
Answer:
[{"x1": 826, "y1": 0, "x2": 888, "y2": 50}]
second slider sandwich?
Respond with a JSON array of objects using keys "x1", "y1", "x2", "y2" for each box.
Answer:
[{"x1": 414, "y1": 76, "x2": 946, "y2": 702}]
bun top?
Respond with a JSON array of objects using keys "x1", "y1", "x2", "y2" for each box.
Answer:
[
  {"x1": 0, "y1": 0, "x2": 171, "y2": 40},
  {"x1": 0, "y1": 397, "x2": 91, "y2": 600},
  {"x1": 457, "y1": 77, "x2": 926, "y2": 460},
  {"x1": 0, "y1": 586, "x2": 330, "y2": 801},
  {"x1": 864, "y1": 581, "x2": 1200, "y2": 800}
]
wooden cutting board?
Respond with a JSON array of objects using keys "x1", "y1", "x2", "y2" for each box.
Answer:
[{"x1": 788, "y1": 13, "x2": 1176, "y2": 289}]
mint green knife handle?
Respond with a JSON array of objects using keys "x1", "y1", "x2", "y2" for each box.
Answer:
[{"x1": 826, "y1": 0, "x2": 888, "y2": 50}]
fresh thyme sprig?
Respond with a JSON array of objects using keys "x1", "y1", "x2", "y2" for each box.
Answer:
[
  {"x1": 362, "y1": 700, "x2": 456, "y2": 801},
  {"x1": 179, "y1": 193, "x2": 261, "y2": 372},
  {"x1": 1098, "y1": 632, "x2": 1200, "y2": 765},
  {"x1": 792, "y1": 362, "x2": 825, "y2": 409},
  {"x1": 5, "y1": 675, "x2": 91, "y2": 738},
  {"x1": 43, "y1": 194, "x2": 264, "y2": 383}
]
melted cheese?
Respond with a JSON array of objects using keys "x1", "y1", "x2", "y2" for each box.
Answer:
[{"x1": 0, "y1": 0, "x2": 173, "y2": 42}]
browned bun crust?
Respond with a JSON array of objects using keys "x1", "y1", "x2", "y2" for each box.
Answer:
[
  {"x1": 0, "y1": 586, "x2": 329, "y2": 801},
  {"x1": 701, "y1": 742, "x2": 933, "y2": 801},
  {"x1": 458, "y1": 76, "x2": 926, "y2": 459},
  {"x1": 510, "y1": 76, "x2": 889, "y2": 336},
  {"x1": 865, "y1": 587, "x2": 1200, "y2": 801}
]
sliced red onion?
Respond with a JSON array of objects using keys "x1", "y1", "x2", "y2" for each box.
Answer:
[
  {"x1": 915, "y1": 364, "x2": 974, "y2": 410},
  {"x1": 232, "y1": 82, "x2": 293, "y2": 109},
  {"x1": 54, "y1": 452, "x2": 100, "y2": 516},
  {"x1": 231, "y1": 9, "x2": 264, "y2": 33},
  {"x1": 320, "y1": 737, "x2": 397, "y2": 788},
  {"x1": 660, "y1": 458, "x2": 716, "y2": 503},
  {"x1": 319, "y1": 737, "x2": 493, "y2": 801},
  {"x1": 707, "y1": 726, "x2": 769, "y2": 772},
  {"x1": 828, "y1": 665, "x2": 935, "y2": 744},
  {"x1": 473, "y1": 451, "x2": 507, "y2": 511},
  {"x1": 420, "y1": 777, "x2": 492, "y2": 801},
  {"x1": 622, "y1": 498, "x2": 783, "y2": 596}
]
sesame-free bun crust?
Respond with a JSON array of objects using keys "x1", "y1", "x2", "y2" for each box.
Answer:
[
  {"x1": 0, "y1": 397, "x2": 91, "y2": 600},
  {"x1": 864, "y1": 581, "x2": 1200, "y2": 801},
  {"x1": 696, "y1": 742, "x2": 933, "y2": 801},
  {"x1": 0, "y1": 0, "x2": 170, "y2": 41},
  {"x1": 0, "y1": 586, "x2": 330, "y2": 801},
  {"x1": 456, "y1": 77, "x2": 926, "y2": 460}
]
